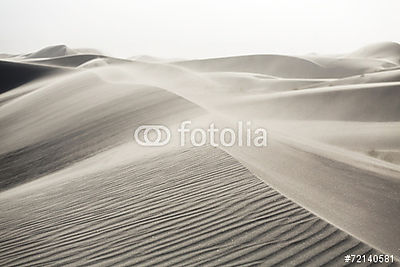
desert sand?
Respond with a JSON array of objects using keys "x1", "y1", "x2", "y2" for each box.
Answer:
[{"x1": 0, "y1": 43, "x2": 399, "y2": 266}]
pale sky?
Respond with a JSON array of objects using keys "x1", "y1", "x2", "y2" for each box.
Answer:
[{"x1": 0, "y1": 0, "x2": 399, "y2": 59}]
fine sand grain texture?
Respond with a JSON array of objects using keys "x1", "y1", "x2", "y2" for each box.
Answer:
[{"x1": 1, "y1": 43, "x2": 400, "y2": 266}]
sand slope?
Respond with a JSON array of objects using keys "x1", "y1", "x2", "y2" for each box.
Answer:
[
  {"x1": 350, "y1": 42, "x2": 400, "y2": 64},
  {"x1": 222, "y1": 82, "x2": 400, "y2": 121},
  {"x1": 0, "y1": 68, "x2": 201, "y2": 190},
  {"x1": 0, "y1": 60, "x2": 68, "y2": 94},
  {"x1": 0, "y1": 147, "x2": 384, "y2": 266},
  {"x1": 174, "y1": 49, "x2": 396, "y2": 78}
]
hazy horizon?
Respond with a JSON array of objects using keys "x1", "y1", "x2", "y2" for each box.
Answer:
[{"x1": 1, "y1": 0, "x2": 399, "y2": 58}]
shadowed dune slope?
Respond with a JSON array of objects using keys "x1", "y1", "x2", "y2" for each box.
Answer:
[
  {"x1": 0, "y1": 60, "x2": 68, "y2": 94},
  {"x1": 0, "y1": 146, "x2": 387, "y2": 267}
]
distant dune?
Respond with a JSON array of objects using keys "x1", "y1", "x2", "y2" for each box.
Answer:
[
  {"x1": 350, "y1": 41, "x2": 400, "y2": 63},
  {"x1": 24, "y1": 44, "x2": 77, "y2": 58},
  {"x1": 23, "y1": 44, "x2": 101, "y2": 59},
  {"x1": 0, "y1": 43, "x2": 399, "y2": 265},
  {"x1": 24, "y1": 54, "x2": 105, "y2": 67},
  {"x1": 174, "y1": 43, "x2": 398, "y2": 78},
  {"x1": 301, "y1": 68, "x2": 400, "y2": 89},
  {"x1": 174, "y1": 54, "x2": 327, "y2": 78},
  {"x1": 225, "y1": 82, "x2": 400, "y2": 121}
]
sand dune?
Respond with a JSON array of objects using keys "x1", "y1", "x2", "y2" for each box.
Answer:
[
  {"x1": 24, "y1": 44, "x2": 78, "y2": 59},
  {"x1": 1, "y1": 43, "x2": 400, "y2": 265},
  {"x1": 350, "y1": 42, "x2": 400, "y2": 64},
  {"x1": 174, "y1": 55, "x2": 328, "y2": 78},
  {"x1": 222, "y1": 82, "x2": 400, "y2": 121},
  {"x1": 24, "y1": 55, "x2": 133, "y2": 68},
  {"x1": 0, "y1": 68, "x2": 202, "y2": 190},
  {"x1": 202, "y1": 72, "x2": 330, "y2": 93},
  {"x1": 24, "y1": 54, "x2": 105, "y2": 67},
  {"x1": 174, "y1": 46, "x2": 397, "y2": 78},
  {"x1": 23, "y1": 45, "x2": 102, "y2": 59},
  {"x1": 301, "y1": 68, "x2": 400, "y2": 89},
  {"x1": 0, "y1": 60, "x2": 69, "y2": 94},
  {"x1": 0, "y1": 146, "x2": 383, "y2": 266}
]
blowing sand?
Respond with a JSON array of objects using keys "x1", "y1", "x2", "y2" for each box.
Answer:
[{"x1": 0, "y1": 42, "x2": 399, "y2": 266}]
